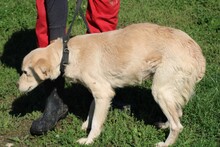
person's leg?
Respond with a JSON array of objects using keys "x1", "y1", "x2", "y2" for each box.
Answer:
[
  {"x1": 31, "y1": 0, "x2": 68, "y2": 135},
  {"x1": 86, "y1": 0, "x2": 120, "y2": 33},
  {"x1": 46, "y1": 0, "x2": 67, "y2": 42},
  {"x1": 35, "y1": 0, "x2": 49, "y2": 47}
]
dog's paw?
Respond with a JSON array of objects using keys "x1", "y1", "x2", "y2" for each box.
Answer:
[
  {"x1": 77, "y1": 137, "x2": 93, "y2": 145},
  {"x1": 81, "y1": 121, "x2": 88, "y2": 131},
  {"x1": 156, "y1": 142, "x2": 168, "y2": 147}
]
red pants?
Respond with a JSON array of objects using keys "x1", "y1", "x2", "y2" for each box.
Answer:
[
  {"x1": 86, "y1": 0, "x2": 120, "y2": 33},
  {"x1": 36, "y1": 0, "x2": 120, "y2": 47},
  {"x1": 36, "y1": 0, "x2": 48, "y2": 47}
]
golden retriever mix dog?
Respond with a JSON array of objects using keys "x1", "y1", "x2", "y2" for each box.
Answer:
[{"x1": 18, "y1": 23, "x2": 205, "y2": 146}]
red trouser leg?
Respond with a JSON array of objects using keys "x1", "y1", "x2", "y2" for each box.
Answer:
[
  {"x1": 36, "y1": 0, "x2": 49, "y2": 47},
  {"x1": 86, "y1": 0, "x2": 120, "y2": 33}
]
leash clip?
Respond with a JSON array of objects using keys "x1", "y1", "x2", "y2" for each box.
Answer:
[
  {"x1": 62, "y1": 47, "x2": 69, "y2": 65},
  {"x1": 60, "y1": 37, "x2": 70, "y2": 74}
]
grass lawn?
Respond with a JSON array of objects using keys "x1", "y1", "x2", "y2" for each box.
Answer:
[{"x1": 0, "y1": 0, "x2": 219, "y2": 146}]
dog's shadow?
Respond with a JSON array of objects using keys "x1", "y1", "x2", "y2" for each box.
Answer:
[
  {"x1": 10, "y1": 83, "x2": 166, "y2": 126},
  {"x1": 2, "y1": 29, "x2": 166, "y2": 126},
  {"x1": 63, "y1": 84, "x2": 167, "y2": 125}
]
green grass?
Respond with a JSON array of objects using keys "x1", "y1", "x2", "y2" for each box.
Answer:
[{"x1": 0, "y1": 0, "x2": 219, "y2": 146}]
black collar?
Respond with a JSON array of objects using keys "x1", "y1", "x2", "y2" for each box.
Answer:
[{"x1": 60, "y1": 37, "x2": 69, "y2": 75}]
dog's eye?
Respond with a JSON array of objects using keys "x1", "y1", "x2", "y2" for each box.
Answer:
[
  {"x1": 22, "y1": 70, "x2": 27, "y2": 74},
  {"x1": 22, "y1": 70, "x2": 29, "y2": 76}
]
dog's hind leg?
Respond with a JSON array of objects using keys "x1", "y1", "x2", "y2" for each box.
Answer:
[
  {"x1": 156, "y1": 121, "x2": 170, "y2": 129},
  {"x1": 151, "y1": 60, "x2": 198, "y2": 146},
  {"x1": 152, "y1": 86, "x2": 184, "y2": 147},
  {"x1": 151, "y1": 66, "x2": 187, "y2": 147},
  {"x1": 156, "y1": 107, "x2": 182, "y2": 129}
]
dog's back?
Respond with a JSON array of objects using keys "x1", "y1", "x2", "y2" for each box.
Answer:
[{"x1": 67, "y1": 23, "x2": 205, "y2": 89}]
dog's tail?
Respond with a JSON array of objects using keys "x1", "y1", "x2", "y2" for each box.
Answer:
[
  {"x1": 189, "y1": 39, "x2": 206, "y2": 83},
  {"x1": 169, "y1": 37, "x2": 205, "y2": 106},
  {"x1": 179, "y1": 38, "x2": 206, "y2": 106}
]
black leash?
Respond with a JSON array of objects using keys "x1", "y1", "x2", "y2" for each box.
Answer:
[{"x1": 60, "y1": 0, "x2": 89, "y2": 74}]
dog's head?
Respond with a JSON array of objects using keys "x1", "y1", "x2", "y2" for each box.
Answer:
[
  {"x1": 17, "y1": 44, "x2": 61, "y2": 93},
  {"x1": 17, "y1": 49, "x2": 51, "y2": 92}
]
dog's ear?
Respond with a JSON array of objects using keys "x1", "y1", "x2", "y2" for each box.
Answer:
[{"x1": 33, "y1": 59, "x2": 51, "y2": 80}]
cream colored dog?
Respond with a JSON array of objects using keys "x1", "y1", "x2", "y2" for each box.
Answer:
[{"x1": 18, "y1": 23, "x2": 206, "y2": 146}]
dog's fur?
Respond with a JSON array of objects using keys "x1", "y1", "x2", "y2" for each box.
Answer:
[{"x1": 18, "y1": 23, "x2": 206, "y2": 146}]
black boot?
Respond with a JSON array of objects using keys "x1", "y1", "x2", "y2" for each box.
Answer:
[{"x1": 30, "y1": 76, "x2": 68, "y2": 135}]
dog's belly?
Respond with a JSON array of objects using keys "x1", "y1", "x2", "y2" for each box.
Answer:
[
  {"x1": 108, "y1": 75, "x2": 141, "y2": 87},
  {"x1": 104, "y1": 69, "x2": 153, "y2": 88}
]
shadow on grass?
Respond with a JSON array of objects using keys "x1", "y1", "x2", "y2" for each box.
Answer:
[
  {"x1": 10, "y1": 83, "x2": 166, "y2": 126},
  {"x1": 113, "y1": 86, "x2": 167, "y2": 125},
  {"x1": 64, "y1": 84, "x2": 167, "y2": 125},
  {"x1": 1, "y1": 29, "x2": 37, "y2": 73},
  {"x1": 2, "y1": 29, "x2": 166, "y2": 127},
  {"x1": 9, "y1": 84, "x2": 47, "y2": 116},
  {"x1": 0, "y1": 29, "x2": 44, "y2": 114}
]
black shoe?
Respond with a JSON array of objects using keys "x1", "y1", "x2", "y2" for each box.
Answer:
[
  {"x1": 30, "y1": 77, "x2": 68, "y2": 135},
  {"x1": 30, "y1": 88, "x2": 68, "y2": 135}
]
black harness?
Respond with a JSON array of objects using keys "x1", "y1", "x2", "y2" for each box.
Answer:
[{"x1": 60, "y1": 0, "x2": 90, "y2": 74}]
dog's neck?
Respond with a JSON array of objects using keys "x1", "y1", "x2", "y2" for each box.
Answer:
[{"x1": 50, "y1": 38, "x2": 64, "y2": 61}]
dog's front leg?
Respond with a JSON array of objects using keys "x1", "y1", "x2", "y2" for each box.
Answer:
[
  {"x1": 77, "y1": 98, "x2": 112, "y2": 144},
  {"x1": 77, "y1": 78, "x2": 115, "y2": 145}
]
